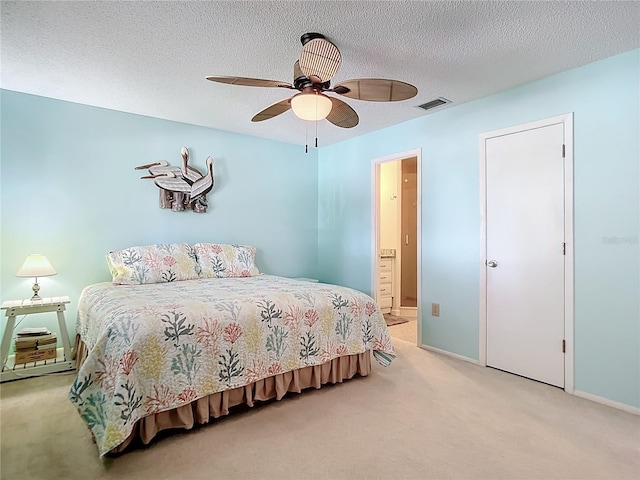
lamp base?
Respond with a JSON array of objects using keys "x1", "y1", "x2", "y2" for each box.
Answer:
[{"x1": 31, "y1": 281, "x2": 42, "y2": 301}]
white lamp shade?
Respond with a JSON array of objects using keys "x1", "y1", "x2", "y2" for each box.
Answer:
[
  {"x1": 16, "y1": 254, "x2": 57, "y2": 278},
  {"x1": 290, "y1": 92, "x2": 333, "y2": 121}
]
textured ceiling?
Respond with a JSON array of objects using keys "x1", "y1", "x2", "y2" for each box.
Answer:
[{"x1": 2, "y1": 1, "x2": 639, "y2": 147}]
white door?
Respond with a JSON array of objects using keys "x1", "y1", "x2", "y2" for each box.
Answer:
[{"x1": 485, "y1": 123, "x2": 565, "y2": 387}]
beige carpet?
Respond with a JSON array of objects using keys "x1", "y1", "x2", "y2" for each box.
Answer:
[
  {"x1": 1, "y1": 339, "x2": 639, "y2": 480},
  {"x1": 388, "y1": 316, "x2": 418, "y2": 343}
]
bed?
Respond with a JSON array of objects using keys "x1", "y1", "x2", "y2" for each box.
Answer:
[{"x1": 69, "y1": 243, "x2": 395, "y2": 456}]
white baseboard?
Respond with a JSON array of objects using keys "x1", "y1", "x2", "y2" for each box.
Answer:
[
  {"x1": 399, "y1": 307, "x2": 417, "y2": 318},
  {"x1": 419, "y1": 344, "x2": 479, "y2": 365},
  {"x1": 390, "y1": 307, "x2": 417, "y2": 318},
  {"x1": 572, "y1": 389, "x2": 640, "y2": 415}
]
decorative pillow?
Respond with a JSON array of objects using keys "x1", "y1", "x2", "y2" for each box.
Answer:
[
  {"x1": 194, "y1": 243, "x2": 260, "y2": 278},
  {"x1": 106, "y1": 243, "x2": 200, "y2": 285}
]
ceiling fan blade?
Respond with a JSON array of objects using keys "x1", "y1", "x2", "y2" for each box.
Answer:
[
  {"x1": 333, "y1": 79, "x2": 418, "y2": 102},
  {"x1": 326, "y1": 97, "x2": 358, "y2": 128},
  {"x1": 251, "y1": 98, "x2": 292, "y2": 122},
  {"x1": 299, "y1": 38, "x2": 342, "y2": 83},
  {"x1": 206, "y1": 76, "x2": 293, "y2": 89}
]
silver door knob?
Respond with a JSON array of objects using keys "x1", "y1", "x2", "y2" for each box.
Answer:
[{"x1": 487, "y1": 260, "x2": 498, "y2": 268}]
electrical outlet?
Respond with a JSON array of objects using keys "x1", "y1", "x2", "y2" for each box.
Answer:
[{"x1": 432, "y1": 303, "x2": 440, "y2": 317}]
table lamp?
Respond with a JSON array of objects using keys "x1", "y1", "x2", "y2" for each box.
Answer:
[{"x1": 16, "y1": 254, "x2": 57, "y2": 300}]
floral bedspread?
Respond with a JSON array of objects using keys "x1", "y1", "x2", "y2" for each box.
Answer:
[{"x1": 69, "y1": 275, "x2": 395, "y2": 456}]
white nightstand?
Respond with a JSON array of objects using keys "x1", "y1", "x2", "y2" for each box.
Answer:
[{"x1": 1, "y1": 296, "x2": 75, "y2": 382}]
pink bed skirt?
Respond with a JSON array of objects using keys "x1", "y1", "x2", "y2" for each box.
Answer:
[{"x1": 73, "y1": 334, "x2": 372, "y2": 454}]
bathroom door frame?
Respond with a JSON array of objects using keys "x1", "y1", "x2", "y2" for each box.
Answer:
[{"x1": 371, "y1": 148, "x2": 422, "y2": 346}]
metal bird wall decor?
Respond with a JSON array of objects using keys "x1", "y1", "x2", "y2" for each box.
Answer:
[{"x1": 135, "y1": 147, "x2": 215, "y2": 213}]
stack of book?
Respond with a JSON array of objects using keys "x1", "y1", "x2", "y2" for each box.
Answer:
[{"x1": 14, "y1": 327, "x2": 57, "y2": 364}]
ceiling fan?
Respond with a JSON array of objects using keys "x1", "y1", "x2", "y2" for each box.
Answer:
[{"x1": 206, "y1": 33, "x2": 418, "y2": 130}]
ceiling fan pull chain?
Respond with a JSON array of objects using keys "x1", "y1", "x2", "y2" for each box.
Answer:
[{"x1": 315, "y1": 118, "x2": 318, "y2": 148}]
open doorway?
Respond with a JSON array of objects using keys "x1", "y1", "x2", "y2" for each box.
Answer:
[{"x1": 372, "y1": 149, "x2": 422, "y2": 345}]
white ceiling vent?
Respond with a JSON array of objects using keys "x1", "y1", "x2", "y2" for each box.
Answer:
[{"x1": 416, "y1": 97, "x2": 451, "y2": 112}]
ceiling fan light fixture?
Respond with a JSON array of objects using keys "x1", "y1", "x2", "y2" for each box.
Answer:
[{"x1": 290, "y1": 92, "x2": 332, "y2": 121}]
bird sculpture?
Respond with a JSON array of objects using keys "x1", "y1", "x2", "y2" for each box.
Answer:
[
  {"x1": 188, "y1": 156, "x2": 215, "y2": 212},
  {"x1": 135, "y1": 148, "x2": 215, "y2": 213}
]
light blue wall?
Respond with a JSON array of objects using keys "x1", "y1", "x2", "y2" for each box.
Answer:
[
  {"x1": 318, "y1": 49, "x2": 640, "y2": 408},
  {"x1": 1, "y1": 91, "x2": 319, "y2": 346},
  {"x1": 1, "y1": 50, "x2": 638, "y2": 409}
]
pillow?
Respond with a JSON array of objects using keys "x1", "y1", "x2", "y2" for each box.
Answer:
[
  {"x1": 106, "y1": 243, "x2": 200, "y2": 285},
  {"x1": 194, "y1": 243, "x2": 260, "y2": 278}
]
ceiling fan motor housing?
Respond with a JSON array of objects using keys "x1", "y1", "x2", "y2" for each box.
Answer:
[
  {"x1": 300, "y1": 32, "x2": 325, "y2": 45},
  {"x1": 293, "y1": 60, "x2": 330, "y2": 90}
]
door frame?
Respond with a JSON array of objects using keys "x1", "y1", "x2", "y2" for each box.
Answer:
[
  {"x1": 371, "y1": 148, "x2": 422, "y2": 346},
  {"x1": 478, "y1": 113, "x2": 574, "y2": 392}
]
